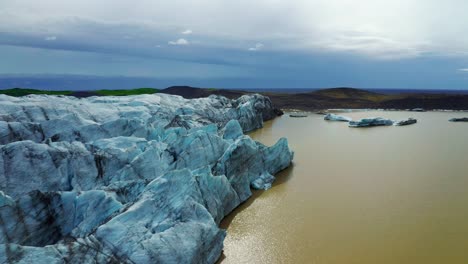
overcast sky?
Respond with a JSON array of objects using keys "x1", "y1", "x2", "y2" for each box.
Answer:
[{"x1": 1, "y1": 0, "x2": 468, "y2": 89}]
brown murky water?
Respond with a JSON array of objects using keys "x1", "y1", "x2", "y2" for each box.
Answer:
[{"x1": 220, "y1": 111, "x2": 468, "y2": 264}]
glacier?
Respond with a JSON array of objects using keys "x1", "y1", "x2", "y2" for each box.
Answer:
[{"x1": 0, "y1": 93, "x2": 293, "y2": 263}]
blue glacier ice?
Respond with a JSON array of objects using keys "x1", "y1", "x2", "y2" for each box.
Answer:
[{"x1": 0, "y1": 93, "x2": 293, "y2": 263}]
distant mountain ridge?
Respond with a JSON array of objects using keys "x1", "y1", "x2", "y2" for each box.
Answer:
[{"x1": 0, "y1": 87, "x2": 158, "y2": 97}]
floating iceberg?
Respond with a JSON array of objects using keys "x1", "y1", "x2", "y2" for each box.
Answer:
[
  {"x1": 410, "y1": 108, "x2": 426, "y2": 112},
  {"x1": 0, "y1": 93, "x2": 293, "y2": 264},
  {"x1": 324, "y1": 113, "x2": 352, "y2": 122},
  {"x1": 394, "y1": 118, "x2": 417, "y2": 126},
  {"x1": 449, "y1": 117, "x2": 468, "y2": 122},
  {"x1": 349, "y1": 117, "x2": 394, "y2": 127},
  {"x1": 289, "y1": 113, "x2": 308, "y2": 118}
]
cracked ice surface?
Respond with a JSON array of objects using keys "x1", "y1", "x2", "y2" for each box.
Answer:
[{"x1": 0, "y1": 93, "x2": 293, "y2": 264}]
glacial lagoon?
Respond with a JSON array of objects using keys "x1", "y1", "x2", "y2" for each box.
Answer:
[{"x1": 221, "y1": 111, "x2": 468, "y2": 264}]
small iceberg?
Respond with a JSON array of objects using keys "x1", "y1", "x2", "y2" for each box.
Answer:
[
  {"x1": 394, "y1": 118, "x2": 417, "y2": 126},
  {"x1": 324, "y1": 113, "x2": 352, "y2": 122},
  {"x1": 410, "y1": 108, "x2": 426, "y2": 112},
  {"x1": 449, "y1": 117, "x2": 468, "y2": 122},
  {"x1": 289, "y1": 113, "x2": 308, "y2": 118},
  {"x1": 349, "y1": 117, "x2": 394, "y2": 127}
]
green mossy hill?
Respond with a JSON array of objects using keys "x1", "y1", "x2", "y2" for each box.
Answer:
[{"x1": 94, "y1": 88, "x2": 158, "y2": 96}]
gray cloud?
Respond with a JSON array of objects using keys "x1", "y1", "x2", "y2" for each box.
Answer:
[{"x1": 2, "y1": 0, "x2": 468, "y2": 60}]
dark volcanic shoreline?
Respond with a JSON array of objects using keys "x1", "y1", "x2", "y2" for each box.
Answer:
[{"x1": 160, "y1": 86, "x2": 468, "y2": 111}]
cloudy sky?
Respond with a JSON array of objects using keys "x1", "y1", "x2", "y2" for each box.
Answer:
[{"x1": 1, "y1": 0, "x2": 468, "y2": 89}]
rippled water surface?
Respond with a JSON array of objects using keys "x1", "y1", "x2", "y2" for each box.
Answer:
[{"x1": 220, "y1": 111, "x2": 468, "y2": 264}]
